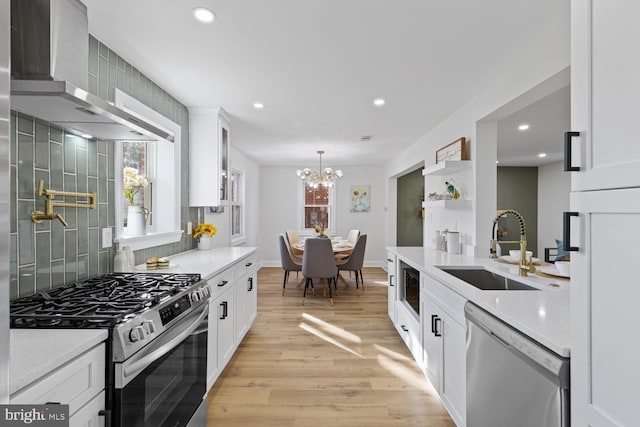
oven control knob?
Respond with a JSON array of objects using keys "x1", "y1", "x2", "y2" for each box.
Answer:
[
  {"x1": 142, "y1": 320, "x2": 155, "y2": 335},
  {"x1": 191, "y1": 290, "x2": 202, "y2": 302},
  {"x1": 129, "y1": 326, "x2": 145, "y2": 342}
]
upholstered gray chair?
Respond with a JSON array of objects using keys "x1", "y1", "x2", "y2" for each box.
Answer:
[
  {"x1": 279, "y1": 234, "x2": 302, "y2": 295},
  {"x1": 336, "y1": 234, "x2": 367, "y2": 294},
  {"x1": 302, "y1": 238, "x2": 338, "y2": 305}
]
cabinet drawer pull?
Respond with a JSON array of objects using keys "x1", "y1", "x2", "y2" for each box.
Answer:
[
  {"x1": 98, "y1": 410, "x2": 111, "y2": 426},
  {"x1": 431, "y1": 314, "x2": 438, "y2": 333},
  {"x1": 389, "y1": 275, "x2": 394, "y2": 286},
  {"x1": 248, "y1": 277, "x2": 253, "y2": 291},
  {"x1": 400, "y1": 325, "x2": 409, "y2": 332},
  {"x1": 246, "y1": 262, "x2": 253, "y2": 267},
  {"x1": 563, "y1": 212, "x2": 579, "y2": 252},
  {"x1": 434, "y1": 317, "x2": 442, "y2": 337},
  {"x1": 220, "y1": 301, "x2": 228, "y2": 319},
  {"x1": 564, "y1": 131, "x2": 581, "y2": 172},
  {"x1": 217, "y1": 280, "x2": 228, "y2": 287},
  {"x1": 387, "y1": 258, "x2": 394, "y2": 263}
]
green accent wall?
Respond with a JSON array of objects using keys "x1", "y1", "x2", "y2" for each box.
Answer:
[
  {"x1": 397, "y1": 168, "x2": 424, "y2": 246},
  {"x1": 9, "y1": 35, "x2": 199, "y2": 299},
  {"x1": 497, "y1": 167, "x2": 538, "y2": 257}
]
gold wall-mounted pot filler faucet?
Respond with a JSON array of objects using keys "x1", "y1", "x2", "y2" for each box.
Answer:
[{"x1": 31, "y1": 179, "x2": 97, "y2": 227}]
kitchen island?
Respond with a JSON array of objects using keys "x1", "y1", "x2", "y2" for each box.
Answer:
[
  {"x1": 387, "y1": 246, "x2": 570, "y2": 427},
  {"x1": 388, "y1": 247, "x2": 570, "y2": 356}
]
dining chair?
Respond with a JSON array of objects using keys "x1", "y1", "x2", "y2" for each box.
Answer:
[
  {"x1": 286, "y1": 229, "x2": 303, "y2": 255},
  {"x1": 279, "y1": 234, "x2": 302, "y2": 295},
  {"x1": 346, "y1": 229, "x2": 360, "y2": 246},
  {"x1": 336, "y1": 234, "x2": 367, "y2": 295},
  {"x1": 340, "y1": 229, "x2": 361, "y2": 274},
  {"x1": 302, "y1": 238, "x2": 337, "y2": 305}
]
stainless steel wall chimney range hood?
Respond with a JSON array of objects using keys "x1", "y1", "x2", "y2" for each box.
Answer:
[{"x1": 10, "y1": 0, "x2": 174, "y2": 142}]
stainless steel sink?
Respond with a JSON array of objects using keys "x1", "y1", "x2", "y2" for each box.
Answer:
[{"x1": 439, "y1": 268, "x2": 539, "y2": 291}]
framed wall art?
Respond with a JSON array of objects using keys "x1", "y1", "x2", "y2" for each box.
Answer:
[
  {"x1": 436, "y1": 137, "x2": 467, "y2": 163},
  {"x1": 350, "y1": 185, "x2": 370, "y2": 212}
]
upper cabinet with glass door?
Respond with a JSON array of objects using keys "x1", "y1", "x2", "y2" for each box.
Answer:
[
  {"x1": 570, "y1": 1, "x2": 640, "y2": 191},
  {"x1": 189, "y1": 108, "x2": 231, "y2": 207}
]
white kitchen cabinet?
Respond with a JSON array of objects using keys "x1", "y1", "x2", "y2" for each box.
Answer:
[
  {"x1": 69, "y1": 392, "x2": 104, "y2": 427},
  {"x1": 216, "y1": 285, "x2": 237, "y2": 374},
  {"x1": 570, "y1": 1, "x2": 640, "y2": 192},
  {"x1": 570, "y1": 189, "x2": 640, "y2": 427},
  {"x1": 206, "y1": 297, "x2": 220, "y2": 391},
  {"x1": 395, "y1": 303, "x2": 421, "y2": 363},
  {"x1": 11, "y1": 343, "x2": 106, "y2": 426},
  {"x1": 189, "y1": 107, "x2": 230, "y2": 207},
  {"x1": 205, "y1": 254, "x2": 259, "y2": 391},
  {"x1": 387, "y1": 252, "x2": 397, "y2": 321},
  {"x1": 235, "y1": 255, "x2": 258, "y2": 341},
  {"x1": 421, "y1": 273, "x2": 466, "y2": 427},
  {"x1": 571, "y1": 2, "x2": 640, "y2": 426}
]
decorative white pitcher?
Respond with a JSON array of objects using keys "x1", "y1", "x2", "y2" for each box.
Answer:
[
  {"x1": 197, "y1": 236, "x2": 214, "y2": 250},
  {"x1": 125, "y1": 205, "x2": 147, "y2": 236}
]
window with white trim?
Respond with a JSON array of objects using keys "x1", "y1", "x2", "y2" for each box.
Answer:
[
  {"x1": 231, "y1": 169, "x2": 243, "y2": 237},
  {"x1": 301, "y1": 183, "x2": 335, "y2": 231},
  {"x1": 113, "y1": 89, "x2": 182, "y2": 251}
]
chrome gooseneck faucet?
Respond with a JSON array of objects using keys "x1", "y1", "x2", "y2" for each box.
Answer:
[{"x1": 490, "y1": 209, "x2": 535, "y2": 277}]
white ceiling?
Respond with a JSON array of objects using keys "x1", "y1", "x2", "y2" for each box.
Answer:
[
  {"x1": 497, "y1": 85, "x2": 570, "y2": 167},
  {"x1": 82, "y1": 0, "x2": 569, "y2": 167}
]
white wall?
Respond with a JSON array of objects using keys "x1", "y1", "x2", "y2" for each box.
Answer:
[
  {"x1": 537, "y1": 161, "x2": 570, "y2": 256},
  {"x1": 384, "y1": 14, "x2": 570, "y2": 256},
  {"x1": 259, "y1": 165, "x2": 386, "y2": 267}
]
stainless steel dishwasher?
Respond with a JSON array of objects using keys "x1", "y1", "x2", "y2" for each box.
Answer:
[{"x1": 465, "y1": 302, "x2": 570, "y2": 427}]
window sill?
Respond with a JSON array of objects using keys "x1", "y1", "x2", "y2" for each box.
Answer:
[{"x1": 115, "y1": 230, "x2": 183, "y2": 251}]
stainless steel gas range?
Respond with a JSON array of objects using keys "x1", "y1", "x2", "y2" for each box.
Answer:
[{"x1": 10, "y1": 272, "x2": 211, "y2": 427}]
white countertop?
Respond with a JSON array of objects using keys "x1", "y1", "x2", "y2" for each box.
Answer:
[
  {"x1": 10, "y1": 247, "x2": 257, "y2": 395},
  {"x1": 10, "y1": 329, "x2": 108, "y2": 395},
  {"x1": 387, "y1": 247, "x2": 570, "y2": 357},
  {"x1": 134, "y1": 247, "x2": 258, "y2": 279}
]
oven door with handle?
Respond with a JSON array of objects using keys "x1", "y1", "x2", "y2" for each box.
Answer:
[{"x1": 114, "y1": 303, "x2": 208, "y2": 427}]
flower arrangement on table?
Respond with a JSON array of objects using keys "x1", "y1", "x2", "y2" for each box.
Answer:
[
  {"x1": 192, "y1": 223, "x2": 217, "y2": 242},
  {"x1": 123, "y1": 167, "x2": 149, "y2": 206},
  {"x1": 313, "y1": 222, "x2": 328, "y2": 239}
]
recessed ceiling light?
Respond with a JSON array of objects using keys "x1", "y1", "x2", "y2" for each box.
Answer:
[
  {"x1": 538, "y1": 153, "x2": 547, "y2": 158},
  {"x1": 518, "y1": 124, "x2": 530, "y2": 131},
  {"x1": 496, "y1": 160, "x2": 500, "y2": 164},
  {"x1": 193, "y1": 7, "x2": 215, "y2": 23},
  {"x1": 253, "y1": 102, "x2": 265, "y2": 109},
  {"x1": 80, "y1": 133, "x2": 93, "y2": 139},
  {"x1": 373, "y1": 98, "x2": 385, "y2": 107}
]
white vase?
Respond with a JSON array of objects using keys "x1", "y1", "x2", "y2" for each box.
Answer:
[
  {"x1": 197, "y1": 235, "x2": 214, "y2": 250},
  {"x1": 125, "y1": 205, "x2": 147, "y2": 236}
]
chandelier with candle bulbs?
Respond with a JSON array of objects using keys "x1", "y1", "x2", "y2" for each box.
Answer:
[{"x1": 296, "y1": 150, "x2": 343, "y2": 188}]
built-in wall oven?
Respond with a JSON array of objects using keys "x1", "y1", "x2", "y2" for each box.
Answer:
[
  {"x1": 10, "y1": 272, "x2": 211, "y2": 427},
  {"x1": 399, "y1": 261, "x2": 420, "y2": 316}
]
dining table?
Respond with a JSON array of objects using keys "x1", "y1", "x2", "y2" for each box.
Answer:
[{"x1": 293, "y1": 238, "x2": 354, "y2": 291}]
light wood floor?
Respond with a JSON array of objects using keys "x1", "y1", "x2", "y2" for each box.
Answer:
[{"x1": 206, "y1": 267, "x2": 455, "y2": 427}]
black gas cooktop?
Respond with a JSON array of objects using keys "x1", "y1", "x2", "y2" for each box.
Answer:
[{"x1": 10, "y1": 272, "x2": 202, "y2": 328}]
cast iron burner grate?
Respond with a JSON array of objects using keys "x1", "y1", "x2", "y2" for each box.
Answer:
[{"x1": 10, "y1": 272, "x2": 201, "y2": 328}]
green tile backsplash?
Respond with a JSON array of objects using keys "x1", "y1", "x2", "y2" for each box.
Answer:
[{"x1": 9, "y1": 35, "x2": 198, "y2": 299}]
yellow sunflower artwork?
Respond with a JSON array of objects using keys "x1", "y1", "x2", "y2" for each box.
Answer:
[{"x1": 350, "y1": 185, "x2": 370, "y2": 212}]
